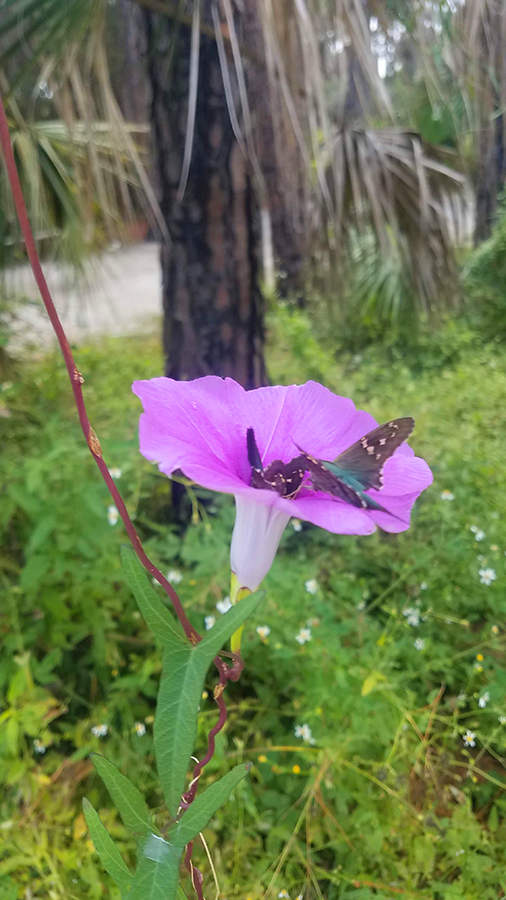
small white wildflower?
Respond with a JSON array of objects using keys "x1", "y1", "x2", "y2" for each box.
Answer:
[
  {"x1": 473, "y1": 661, "x2": 484, "y2": 672},
  {"x1": 463, "y1": 730, "x2": 476, "y2": 748},
  {"x1": 420, "y1": 582, "x2": 428, "y2": 590},
  {"x1": 204, "y1": 616, "x2": 215, "y2": 630},
  {"x1": 278, "y1": 892, "x2": 290, "y2": 899},
  {"x1": 475, "y1": 530, "x2": 485, "y2": 542},
  {"x1": 296, "y1": 895, "x2": 303, "y2": 900},
  {"x1": 414, "y1": 638, "x2": 425, "y2": 650},
  {"x1": 491, "y1": 625, "x2": 500, "y2": 634},
  {"x1": 167, "y1": 569, "x2": 183, "y2": 585},
  {"x1": 91, "y1": 724, "x2": 108, "y2": 738},
  {"x1": 455, "y1": 849, "x2": 465, "y2": 857},
  {"x1": 440, "y1": 490, "x2": 454, "y2": 501},
  {"x1": 478, "y1": 691, "x2": 490, "y2": 709},
  {"x1": 295, "y1": 628, "x2": 312, "y2": 645},
  {"x1": 134, "y1": 722, "x2": 146, "y2": 737},
  {"x1": 291, "y1": 519, "x2": 302, "y2": 532},
  {"x1": 479, "y1": 568, "x2": 496, "y2": 585},
  {"x1": 403, "y1": 607, "x2": 420, "y2": 626},
  {"x1": 295, "y1": 724, "x2": 316, "y2": 745},
  {"x1": 356, "y1": 600, "x2": 366, "y2": 611},
  {"x1": 34, "y1": 739, "x2": 46, "y2": 754},
  {"x1": 477, "y1": 554, "x2": 485, "y2": 563},
  {"x1": 256, "y1": 625, "x2": 271, "y2": 640},
  {"x1": 216, "y1": 596, "x2": 233, "y2": 614},
  {"x1": 107, "y1": 505, "x2": 119, "y2": 526},
  {"x1": 457, "y1": 692, "x2": 467, "y2": 704},
  {"x1": 305, "y1": 579, "x2": 318, "y2": 594},
  {"x1": 109, "y1": 467, "x2": 122, "y2": 479},
  {"x1": 470, "y1": 525, "x2": 478, "y2": 534},
  {"x1": 498, "y1": 716, "x2": 506, "y2": 725}
]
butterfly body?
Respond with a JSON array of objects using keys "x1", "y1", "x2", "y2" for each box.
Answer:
[{"x1": 247, "y1": 427, "x2": 305, "y2": 499}]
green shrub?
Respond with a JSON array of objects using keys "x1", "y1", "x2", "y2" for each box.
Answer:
[{"x1": 2, "y1": 329, "x2": 506, "y2": 897}]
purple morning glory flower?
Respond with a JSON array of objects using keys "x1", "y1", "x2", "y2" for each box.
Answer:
[{"x1": 132, "y1": 377, "x2": 432, "y2": 593}]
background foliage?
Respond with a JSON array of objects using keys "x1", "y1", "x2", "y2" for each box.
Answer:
[{"x1": 2, "y1": 295, "x2": 506, "y2": 898}]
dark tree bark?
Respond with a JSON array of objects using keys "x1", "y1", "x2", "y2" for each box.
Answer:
[
  {"x1": 472, "y1": 1, "x2": 506, "y2": 244},
  {"x1": 142, "y1": 5, "x2": 266, "y2": 389}
]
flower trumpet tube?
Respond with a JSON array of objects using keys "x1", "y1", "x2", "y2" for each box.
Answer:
[{"x1": 133, "y1": 376, "x2": 433, "y2": 650}]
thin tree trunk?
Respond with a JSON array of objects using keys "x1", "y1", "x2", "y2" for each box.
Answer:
[{"x1": 142, "y1": 6, "x2": 265, "y2": 389}]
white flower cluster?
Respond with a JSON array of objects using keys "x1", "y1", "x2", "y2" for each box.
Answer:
[
  {"x1": 295, "y1": 723, "x2": 316, "y2": 745},
  {"x1": 403, "y1": 606, "x2": 421, "y2": 627},
  {"x1": 91, "y1": 724, "x2": 108, "y2": 738},
  {"x1": 463, "y1": 730, "x2": 475, "y2": 748},
  {"x1": 479, "y1": 568, "x2": 496, "y2": 586},
  {"x1": 216, "y1": 596, "x2": 232, "y2": 614},
  {"x1": 167, "y1": 569, "x2": 183, "y2": 585},
  {"x1": 305, "y1": 579, "x2": 318, "y2": 594},
  {"x1": 295, "y1": 628, "x2": 312, "y2": 645},
  {"x1": 107, "y1": 505, "x2": 119, "y2": 526}
]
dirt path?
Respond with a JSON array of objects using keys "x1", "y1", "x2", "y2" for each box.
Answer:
[{"x1": 8, "y1": 242, "x2": 162, "y2": 349}]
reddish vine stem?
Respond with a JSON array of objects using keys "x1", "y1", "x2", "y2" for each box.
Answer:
[
  {"x1": 0, "y1": 90, "x2": 242, "y2": 872},
  {"x1": 184, "y1": 842, "x2": 205, "y2": 900}
]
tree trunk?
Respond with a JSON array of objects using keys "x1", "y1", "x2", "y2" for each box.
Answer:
[
  {"x1": 472, "y1": 1, "x2": 506, "y2": 244},
  {"x1": 142, "y1": 6, "x2": 265, "y2": 389}
]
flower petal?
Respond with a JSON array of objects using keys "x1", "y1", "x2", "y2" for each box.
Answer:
[
  {"x1": 231, "y1": 495, "x2": 290, "y2": 590},
  {"x1": 289, "y1": 494, "x2": 376, "y2": 535}
]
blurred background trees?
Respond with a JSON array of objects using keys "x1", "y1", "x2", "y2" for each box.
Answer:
[{"x1": 1, "y1": 0, "x2": 506, "y2": 383}]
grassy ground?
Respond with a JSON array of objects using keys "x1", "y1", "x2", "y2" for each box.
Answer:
[{"x1": 1, "y1": 313, "x2": 506, "y2": 899}]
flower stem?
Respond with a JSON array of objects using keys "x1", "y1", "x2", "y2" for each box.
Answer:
[{"x1": 230, "y1": 571, "x2": 252, "y2": 654}]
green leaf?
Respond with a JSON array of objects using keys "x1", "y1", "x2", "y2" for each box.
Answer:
[
  {"x1": 155, "y1": 591, "x2": 263, "y2": 816},
  {"x1": 82, "y1": 798, "x2": 133, "y2": 894},
  {"x1": 172, "y1": 763, "x2": 251, "y2": 844},
  {"x1": 194, "y1": 591, "x2": 264, "y2": 661},
  {"x1": 91, "y1": 754, "x2": 152, "y2": 838},
  {"x1": 121, "y1": 546, "x2": 187, "y2": 646},
  {"x1": 128, "y1": 835, "x2": 182, "y2": 900}
]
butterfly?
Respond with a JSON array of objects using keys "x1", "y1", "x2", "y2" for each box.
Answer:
[
  {"x1": 296, "y1": 417, "x2": 415, "y2": 514},
  {"x1": 247, "y1": 427, "x2": 305, "y2": 499}
]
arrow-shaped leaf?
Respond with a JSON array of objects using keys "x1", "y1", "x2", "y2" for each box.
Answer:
[
  {"x1": 82, "y1": 798, "x2": 133, "y2": 895},
  {"x1": 128, "y1": 834, "x2": 182, "y2": 900},
  {"x1": 172, "y1": 763, "x2": 251, "y2": 845},
  {"x1": 92, "y1": 754, "x2": 152, "y2": 838},
  {"x1": 156, "y1": 590, "x2": 263, "y2": 816},
  {"x1": 121, "y1": 546, "x2": 187, "y2": 647}
]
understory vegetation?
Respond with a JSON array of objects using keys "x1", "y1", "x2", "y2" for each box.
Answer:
[{"x1": 2, "y1": 303, "x2": 506, "y2": 900}]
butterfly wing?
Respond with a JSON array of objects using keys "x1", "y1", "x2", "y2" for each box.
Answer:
[
  {"x1": 297, "y1": 451, "x2": 368, "y2": 508},
  {"x1": 333, "y1": 417, "x2": 415, "y2": 491}
]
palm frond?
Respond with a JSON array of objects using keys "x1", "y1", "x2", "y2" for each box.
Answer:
[{"x1": 323, "y1": 128, "x2": 466, "y2": 313}]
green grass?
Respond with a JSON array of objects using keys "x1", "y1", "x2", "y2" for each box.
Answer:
[{"x1": 1, "y1": 316, "x2": 506, "y2": 899}]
